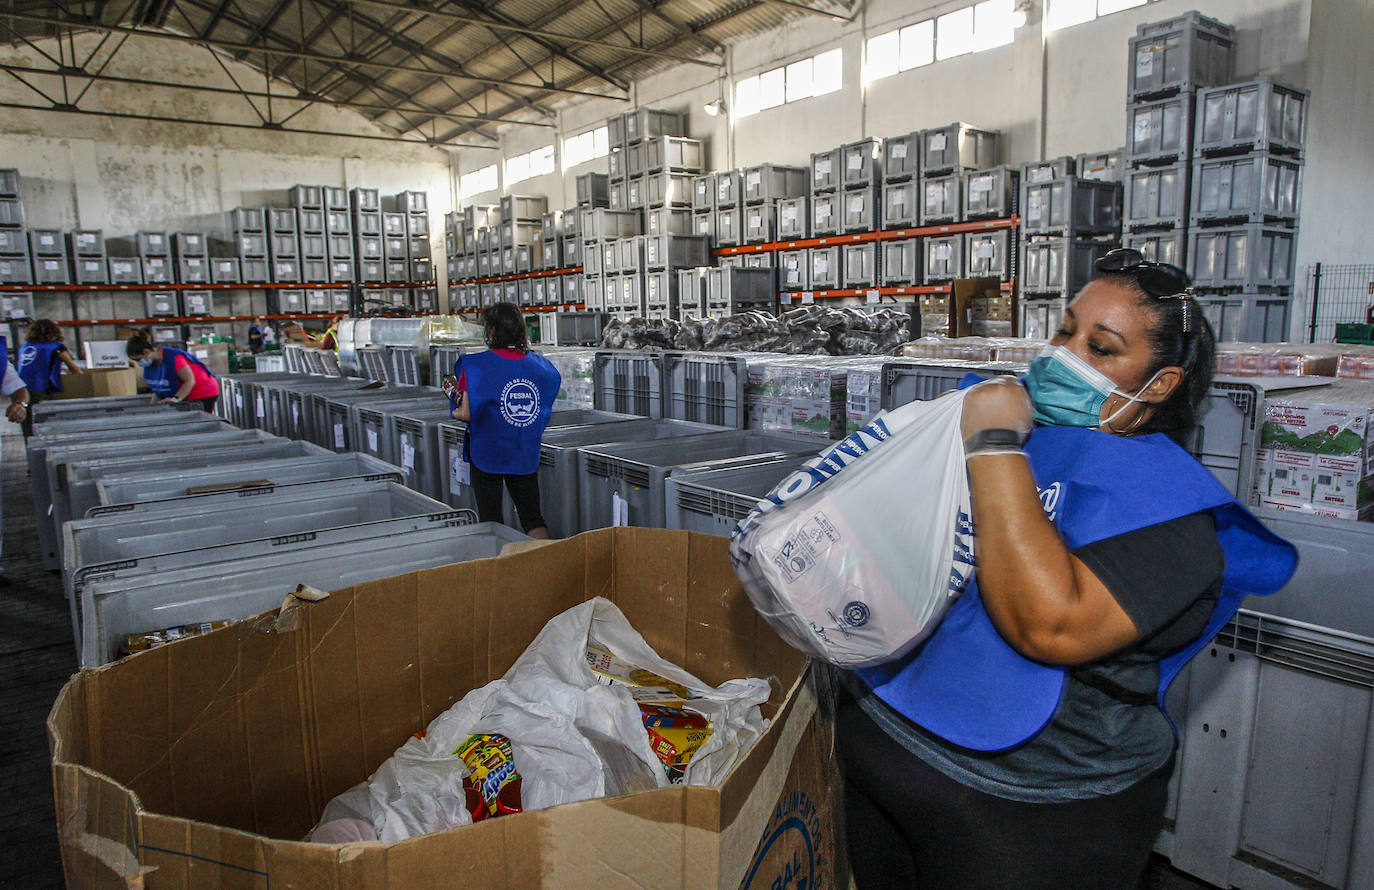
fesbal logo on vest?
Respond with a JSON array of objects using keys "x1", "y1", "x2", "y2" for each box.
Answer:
[{"x1": 499, "y1": 378, "x2": 541, "y2": 427}]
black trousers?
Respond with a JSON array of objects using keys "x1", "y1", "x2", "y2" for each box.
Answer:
[
  {"x1": 470, "y1": 463, "x2": 546, "y2": 532},
  {"x1": 196, "y1": 395, "x2": 219, "y2": 414},
  {"x1": 839, "y1": 697, "x2": 1172, "y2": 890}
]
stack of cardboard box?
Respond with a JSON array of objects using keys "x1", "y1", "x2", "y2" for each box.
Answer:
[{"x1": 1256, "y1": 381, "x2": 1374, "y2": 521}]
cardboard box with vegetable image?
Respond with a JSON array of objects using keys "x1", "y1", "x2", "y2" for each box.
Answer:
[{"x1": 49, "y1": 528, "x2": 845, "y2": 890}]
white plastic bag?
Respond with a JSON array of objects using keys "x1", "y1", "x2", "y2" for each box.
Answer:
[
  {"x1": 339, "y1": 597, "x2": 768, "y2": 843},
  {"x1": 730, "y1": 388, "x2": 974, "y2": 668}
]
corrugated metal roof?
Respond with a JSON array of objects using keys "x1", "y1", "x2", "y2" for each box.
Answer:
[{"x1": 2, "y1": 0, "x2": 850, "y2": 143}]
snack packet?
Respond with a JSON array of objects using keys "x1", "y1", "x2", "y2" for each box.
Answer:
[{"x1": 454, "y1": 734, "x2": 523, "y2": 821}]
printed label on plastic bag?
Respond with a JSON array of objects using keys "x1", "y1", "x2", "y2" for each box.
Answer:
[{"x1": 772, "y1": 512, "x2": 841, "y2": 583}]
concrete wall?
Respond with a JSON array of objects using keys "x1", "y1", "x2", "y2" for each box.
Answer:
[
  {"x1": 0, "y1": 33, "x2": 457, "y2": 341},
  {"x1": 457, "y1": 0, "x2": 1374, "y2": 339}
]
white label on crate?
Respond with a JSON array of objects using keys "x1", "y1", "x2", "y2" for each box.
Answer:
[
  {"x1": 255, "y1": 395, "x2": 265, "y2": 419},
  {"x1": 292, "y1": 404, "x2": 300, "y2": 429},
  {"x1": 401, "y1": 439, "x2": 416, "y2": 470},
  {"x1": 1136, "y1": 49, "x2": 1154, "y2": 77},
  {"x1": 450, "y1": 453, "x2": 470, "y2": 491},
  {"x1": 612, "y1": 491, "x2": 629, "y2": 527},
  {"x1": 866, "y1": 289, "x2": 880, "y2": 304},
  {"x1": 1134, "y1": 115, "x2": 1151, "y2": 141},
  {"x1": 366, "y1": 428, "x2": 378, "y2": 453},
  {"x1": 848, "y1": 195, "x2": 864, "y2": 213},
  {"x1": 1027, "y1": 192, "x2": 1044, "y2": 221},
  {"x1": 747, "y1": 170, "x2": 761, "y2": 189},
  {"x1": 929, "y1": 132, "x2": 947, "y2": 152},
  {"x1": 815, "y1": 254, "x2": 829, "y2": 273},
  {"x1": 235, "y1": 393, "x2": 243, "y2": 409},
  {"x1": 892, "y1": 189, "x2": 907, "y2": 207},
  {"x1": 892, "y1": 143, "x2": 907, "y2": 159},
  {"x1": 847, "y1": 151, "x2": 863, "y2": 171},
  {"x1": 44, "y1": 260, "x2": 59, "y2": 271},
  {"x1": 781, "y1": 293, "x2": 793, "y2": 305},
  {"x1": 936, "y1": 243, "x2": 952, "y2": 260},
  {"x1": 971, "y1": 176, "x2": 993, "y2": 193},
  {"x1": 1027, "y1": 167, "x2": 1052, "y2": 184},
  {"x1": 782, "y1": 206, "x2": 797, "y2": 223},
  {"x1": 40, "y1": 233, "x2": 54, "y2": 246},
  {"x1": 816, "y1": 202, "x2": 831, "y2": 220},
  {"x1": 802, "y1": 291, "x2": 815, "y2": 304},
  {"x1": 648, "y1": 279, "x2": 658, "y2": 300},
  {"x1": 976, "y1": 241, "x2": 995, "y2": 259},
  {"x1": 333, "y1": 422, "x2": 345, "y2": 449}
]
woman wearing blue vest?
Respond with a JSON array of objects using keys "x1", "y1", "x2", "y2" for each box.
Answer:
[
  {"x1": 17, "y1": 319, "x2": 82, "y2": 437},
  {"x1": 448, "y1": 303, "x2": 561, "y2": 538},
  {"x1": 126, "y1": 331, "x2": 222, "y2": 412},
  {"x1": 839, "y1": 250, "x2": 1295, "y2": 889}
]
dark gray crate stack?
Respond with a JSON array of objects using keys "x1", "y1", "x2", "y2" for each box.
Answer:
[
  {"x1": 1189, "y1": 77, "x2": 1306, "y2": 341},
  {"x1": 1019, "y1": 156, "x2": 1123, "y2": 334},
  {"x1": 390, "y1": 190, "x2": 431, "y2": 283},
  {"x1": 321, "y1": 188, "x2": 352, "y2": 284},
  {"x1": 136, "y1": 231, "x2": 172, "y2": 286},
  {"x1": 29, "y1": 228, "x2": 70, "y2": 285},
  {"x1": 291, "y1": 185, "x2": 328, "y2": 284},
  {"x1": 0, "y1": 169, "x2": 28, "y2": 285},
  {"x1": 232, "y1": 207, "x2": 270, "y2": 284},
  {"x1": 1122, "y1": 12, "x2": 1237, "y2": 278},
  {"x1": 920, "y1": 123, "x2": 999, "y2": 285},
  {"x1": 352, "y1": 188, "x2": 383, "y2": 283},
  {"x1": 880, "y1": 133, "x2": 920, "y2": 286},
  {"x1": 69, "y1": 229, "x2": 107, "y2": 285},
  {"x1": 267, "y1": 208, "x2": 300, "y2": 283},
  {"x1": 173, "y1": 232, "x2": 209, "y2": 285}
]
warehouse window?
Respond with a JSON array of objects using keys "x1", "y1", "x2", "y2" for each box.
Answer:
[
  {"x1": 459, "y1": 163, "x2": 498, "y2": 197},
  {"x1": 506, "y1": 144, "x2": 555, "y2": 184},
  {"x1": 563, "y1": 126, "x2": 609, "y2": 168},
  {"x1": 864, "y1": 1, "x2": 1011, "y2": 86},
  {"x1": 936, "y1": 7, "x2": 975, "y2": 59},
  {"x1": 735, "y1": 48, "x2": 843, "y2": 118},
  {"x1": 1046, "y1": 0, "x2": 1148, "y2": 32}
]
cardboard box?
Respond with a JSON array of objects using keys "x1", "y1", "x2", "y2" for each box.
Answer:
[
  {"x1": 189, "y1": 342, "x2": 230, "y2": 376},
  {"x1": 49, "y1": 529, "x2": 845, "y2": 890},
  {"x1": 54, "y1": 367, "x2": 139, "y2": 399}
]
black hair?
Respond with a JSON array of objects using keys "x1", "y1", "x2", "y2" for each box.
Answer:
[
  {"x1": 482, "y1": 302, "x2": 528, "y2": 351},
  {"x1": 1095, "y1": 271, "x2": 1216, "y2": 443},
  {"x1": 125, "y1": 328, "x2": 156, "y2": 358},
  {"x1": 26, "y1": 319, "x2": 62, "y2": 343}
]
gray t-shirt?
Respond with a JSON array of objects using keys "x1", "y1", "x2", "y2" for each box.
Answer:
[{"x1": 857, "y1": 511, "x2": 1225, "y2": 802}]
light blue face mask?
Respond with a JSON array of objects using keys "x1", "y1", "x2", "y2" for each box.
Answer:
[
  {"x1": 136, "y1": 357, "x2": 153, "y2": 368},
  {"x1": 1025, "y1": 346, "x2": 1160, "y2": 429}
]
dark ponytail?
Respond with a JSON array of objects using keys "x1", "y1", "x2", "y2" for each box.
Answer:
[{"x1": 125, "y1": 327, "x2": 155, "y2": 358}]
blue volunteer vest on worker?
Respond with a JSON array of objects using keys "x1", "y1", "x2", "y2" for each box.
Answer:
[
  {"x1": 459, "y1": 350, "x2": 561, "y2": 475},
  {"x1": 859, "y1": 424, "x2": 1297, "y2": 752},
  {"x1": 142, "y1": 346, "x2": 216, "y2": 398},
  {"x1": 17, "y1": 341, "x2": 63, "y2": 393}
]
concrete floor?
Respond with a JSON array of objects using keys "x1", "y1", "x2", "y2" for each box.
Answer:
[{"x1": 0, "y1": 421, "x2": 1220, "y2": 890}]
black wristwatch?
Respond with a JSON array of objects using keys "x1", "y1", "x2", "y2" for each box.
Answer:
[{"x1": 964, "y1": 428, "x2": 1026, "y2": 456}]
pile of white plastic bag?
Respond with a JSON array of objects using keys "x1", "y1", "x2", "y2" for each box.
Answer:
[{"x1": 308, "y1": 597, "x2": 770, "y2": 844}]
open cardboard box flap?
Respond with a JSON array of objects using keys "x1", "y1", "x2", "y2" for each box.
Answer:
[{"x1": 49, "y1": 528, "x2": 843, "y2": 889}]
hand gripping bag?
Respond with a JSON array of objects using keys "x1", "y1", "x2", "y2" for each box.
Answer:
[{"x1": 730, "y1": 388, "x2": 974, "y2": 668}]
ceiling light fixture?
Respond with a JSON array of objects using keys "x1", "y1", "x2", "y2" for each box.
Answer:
[{"x1": 703, "y1": 98, "x2": 726, "y2": 117}]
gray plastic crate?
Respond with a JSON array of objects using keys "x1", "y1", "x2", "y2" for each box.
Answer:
[
  {"x1": 1195, "y1": 79, "x2": 1306, "y2": 157},
  {"x1": 517, "y1": 277, "x2": 535, "y2": 306},
  {"x1": 627, "y1": 176, "x2": 647, "y2": 210},
  {"x1": 268, "y1": 378, "x2": 363, "y2": 438},
  {"x1": 578, "y1": 430, "x2": 819, "y2": 531},
  {"x1": 593, "y1": 350, "x2": 666, "y2": 417},
  {"x1": 644, "y1": 271, "x2": 677, "y2": 317},
  {"x1": 692, "y1": 174, "x2": 716, "y2": 212},
  {"x1": 744, "y1": 202, "x2": 777, "y2": 244},
  {"x1": 1127, "y1": 94, "x2": 1195, "y2": 165},
  {"x1": 881, "y1": 238, "x2": 919, "y2": 286},
  {"x1": 743, "y1": 164, "x2": 808, "y2": 203},
  {"x1": 645, "y1": 207, "x2": 693, "y2": 238},
  {"x1": 664, "y1": 353, "x2": 748, "y2": 428},
  {"x1": 647, "y1": 172, "x2": 694, "y2": 208},
  {"x1": 1021, "y1": 157, "x2": 1076, "y2": 184},
  {"x1": 921, "y1": 172, "x2": 962, "y2": 225},
  {"x1": 563, "y1": 274, "x2": 583, "y2": 305},
  {"x1": 625, "y1": 108, "x2": 685, "y2": 144},
  {"x1": 963, "y1": 166, "x2": 1018, "y2": 220},
  {"x1": 32, "y1": 397, "x2": 158, "y2": 423},
  {"x1": 810, "y1": 147, "x2": 842, "y2": 193},
  {"x1": 921, "y1": 123, "x2": 998, "y2": 175},
  {"x1": 617, "y1": 235, "x2": 644, "y2": 274},
  {"x1": 965, "y1": 230, "x2": 1014, "y2": 281},
  {"x1": 776, "y1": 197, "x2": 809, "y2": 239},
  {"x1": 386, "y1": 405, "x2": 460, "y2": 498},
  {"x1": 78, "y1": 519, "x2": 521, "y2": 667},
  {"x1": 309, "y1": 385, "x2": 433, "y2": 449},
  {"x1": 923, "y1": 234, "x2": 964, "y2": 283},
  {"x1": 842, "y1": 139, "x2": 882, "y2": 188},
  {"x1": 1020, "y1": 297, "x2": 1066, "y2": 340},
  {"x1": 677, "y1": 268, "x2": 709, "y2": 317},
  {"x1": 842, "y1": 242, "x2": 879, "y2": 287},
  {"x1": 809, "y1": 246, "x2": 841, "y2": 289},
  {"x1": 883, "y1": 132, "x2": 920, "y2": 182},
  {"x1": 1128, "y1": 14, "x2": 1235, "y2": 100},
  {"x1": 355, "y1": 396, "x2": 441, "y2": 462},
  {"x1": 1021, "y1": 236, "x2": 1115, "y2": 296},
  {"x1": 715, "y1": 207, "x2": 741, "y2": 246},
  {"x1": 779, "y1": 250, "x2": 808, "y2": 291},
  {"x1": 692, "y1": 210, "x2": 715, "y2": 240},
  {"x1": 1124, "y1": 163, "x2": 1190, "y2": 230},
  {"x1": 882, "y1": 180, "x2": 918, "y2": 227},
  {"x1": 1124, "y1": 229, "x2": 1188, "y2": 268},
  {"x1": 707, "y1": 266, "x2": 774, "y2": 312},
  {"x1": 1190, "y1": 153, "x2": 1301, "y2": 226},
  {"x1": 540, "y1": 211, "x2": 562, "y2": 242},
  {"x1": 576, "y1": 173, "x2": 610, "y2": 207},
  {"x1": 1022, "y1": 176, "x2": 1123, "y2": 236},
  {"x1": 1189, "y1": 225, "x2": 1296, "y2": 290},
  {"x1": 644, "y1": 234, "x2": 709, "y2": 271},
  {"x1": 842, "y1": 188, "x2": 879, "y2": 233},
  {"x1": 810, "y1": 192, "x2": 840, "y2": 236},
  {"x1": 1198, "y1": 293, "x2": 1293, "y2": 343},
  {"x1": 582, "y1": 209, "x2": 642, "y2": 241},
  {"x1": 714, "y1": 170, "x2": 743, "y2": 209},
  {"x1": 500, "y1": 194, "x2": 546, "y2": 222},
  {"x1": 880, "y1": 359, "x2": 1025, "y2": 409},
  {"x1": 646, "y1": 135, "x2": 703, "y2": 173},
  {"x1": 606, "y1": 112, "x2": 627, "y2": 146},
  {"x1": 665, "y1": 458, "x2": 806, "y2": 534}
]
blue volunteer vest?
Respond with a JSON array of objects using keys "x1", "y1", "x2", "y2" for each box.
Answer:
[
  {"x1": 459, "y1": 350, "x2": 561, "y2": 475},
  {"x1": 858, "y1": 423, "x2": 1297, "y2": 752},
  {"x1": 142, "y1": 347, "x2": 217, "y2": 398},
  {"x1": 18, "y1": 341, "x2": 65, "y2": 394}
]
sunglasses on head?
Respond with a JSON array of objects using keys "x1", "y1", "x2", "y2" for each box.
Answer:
[{"x1": 1095, "y1": 248, "x2": 1197, "y2": 332}]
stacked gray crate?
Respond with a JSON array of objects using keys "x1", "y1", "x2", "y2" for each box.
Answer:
[
  {"x1": 841, "y1": 139, "x2": 882, "y2": 239},
  {"x1": 351, "y1": 188, "x2": 383, "y2": 283},
  {"x1": 68, "y1": 229, "x2": 107, "y2": 285},
  {"x1": 231, "y1": 207, "x2": 269, "y2": 284},
  {"x1": 324, "y1": 190, "x2": 355, "y2": 284},
  {"x1": 880, "y1": 133, "x2": 921, "y2": 286},
  {"x1": 1188, "y1": 77, "x2": 1306, "y2": 341},
  {"x1": 539, "y1": 210, "x2": 561, "y2": 271},
  {"x1": 266, "y1": 209, "x2": 300, "y2": 283},
  {"x1": 808, "y1": 146, "x2": 841, "y2": 241},
  {"x1": 705, "y1": 267, "x2": 773, "y2": 316},
  {"x1": 919, "y1": 123, "x2": 999, "y2": 283},
  {"x1": 381, "y1": 210, "x2": 410, "y2": 284},
  {"x1": 0, "y1": 170, "x2": 30, "y2": 285},
  {"x1": 291, "y1": 186, "x2": 327, "y2": 284},
  {"x1": 1123, "y1": 12, "x2": 1237, "y2": 291},
  {"x1": 132, "y1": 231, "x2": 171, "y2": 286},
  {"x1": 31, "y1": 229, "x2": 72, "y2": 285},
  {"x1": 170, "y1": 232, "x2": 208, "y2": 285}
]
